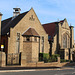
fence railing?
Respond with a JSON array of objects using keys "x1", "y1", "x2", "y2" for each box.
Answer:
[{"x1": 6, "y1": 53, "x2": 21, "y2": 65}]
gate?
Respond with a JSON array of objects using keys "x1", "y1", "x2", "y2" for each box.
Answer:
[{"x1": 6, "y1": 53, "x2": 21, "y2": 65}]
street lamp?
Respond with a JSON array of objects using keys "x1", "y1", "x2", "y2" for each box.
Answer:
[
  {"x1": 1, "y1": 45, "x2": 4, "y2": 51},
  {"x1": 0, "y1": 45, "x2": 4, "y2": 66}
]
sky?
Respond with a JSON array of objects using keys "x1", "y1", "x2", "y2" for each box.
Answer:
[{"x1": 0, "y1": 0, "x2": 75, "y2": 39}]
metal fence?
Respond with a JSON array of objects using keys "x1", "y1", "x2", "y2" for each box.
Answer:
[{"x1": 6, "y1": 53, "x2": 21, "y2": 65}]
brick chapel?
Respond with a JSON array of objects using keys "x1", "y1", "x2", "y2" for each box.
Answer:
[
  {"x1": 43, "y1": 19, "x2": 75, "y2": 61},
  {"x1": 0, "y1": 7, "x2": 75, "y2": 66},
  {"x1": 0, "y1": 8, "x2": 49, "y2": 65}
]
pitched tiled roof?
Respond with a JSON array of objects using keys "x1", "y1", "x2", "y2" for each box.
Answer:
[
  {"x1": 1, "y1": 11, "x2": 29, "y2": 35},
  {"x1": 42, "y1": 20, "x2": 64, "y2": 41},
  {"x1": 22, "y1": 28, "x2": 39, "y2": 36}
]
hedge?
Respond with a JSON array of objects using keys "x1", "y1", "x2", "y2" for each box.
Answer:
[
  {"x1": 39, "y1": 53, "x2": 49, "y2": 62},
  {"x1": 39, "y1": 53, "x2": 60, "y2": 63}
]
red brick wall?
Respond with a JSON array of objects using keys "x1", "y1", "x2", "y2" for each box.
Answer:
[{"x1": 0, "y1": 35, "x2": 8, "y2": 54}]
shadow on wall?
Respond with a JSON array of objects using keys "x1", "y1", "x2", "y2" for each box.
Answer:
[{"x1": 49, "y1": 32, "x2": 57, "y2": 56}]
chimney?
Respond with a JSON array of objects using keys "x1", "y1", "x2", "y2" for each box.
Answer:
[
  {"x1": 13, "y1": 7, "x2": 21, "y2": 17},
  {"x1": 0, "y1": 12, "x2": 2, "y2": 47}
]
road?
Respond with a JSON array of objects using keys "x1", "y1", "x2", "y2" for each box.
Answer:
[{"x1": 0, "y1": 68, "x2": 75, "y2": 75}]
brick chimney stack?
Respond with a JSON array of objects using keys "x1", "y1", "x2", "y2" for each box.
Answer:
[{"x1": 13, "y1": 7, "x2": 21, "y2": 17}]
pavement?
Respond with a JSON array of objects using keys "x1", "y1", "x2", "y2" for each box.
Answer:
[
  {"x1": 0, "y1": 66, "x2": 60, "y2": 70},
  {"x1": 0, "y1": 66, "x2": 75, "y2": 73}
]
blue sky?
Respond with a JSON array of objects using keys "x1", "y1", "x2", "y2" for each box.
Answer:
[{"x1": 0, "y1": 0, "x2": 75, "y2": 39}]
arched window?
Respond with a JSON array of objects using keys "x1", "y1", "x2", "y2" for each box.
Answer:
[
  {"x1": 42, "y1": 37, "x2": 44, "y2": 53},
  {"x1": 68, "y1": 37, "x2": 70, "y2": 48},
  {"x1": 63, "y1": 34, "x2": 67, "y2": 48},
  {"x1": 16, "y1": 33, "x2": 20, "y2": 53}
]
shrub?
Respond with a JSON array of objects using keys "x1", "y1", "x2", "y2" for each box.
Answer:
[
  {"x1": 43, "y1": 53, "x2": 49, "y2": 60},
  {"x1": 43, "y1": 53, "x2": 49, "y2": 63},
  {"x1": 60, "y1": 59, "x2": 67, "y2": 63},
  {"x1": 60, "y1": 59, "x2": 73, "y2": 63},
  {"x1": 52, "y1": 54, "x2": 60, "y2": 57},
  {"x1": 39, "y1": 53, "x2": 49, "y2": 62},
  {"x1": 49, "y1": 54, "x2": 60, "y2": 62},
  {"x1": 39, "y1": 53, "x2": 60, "y2": 63}
]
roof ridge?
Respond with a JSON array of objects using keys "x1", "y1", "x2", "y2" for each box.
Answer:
[
  {"x1": 2, "y1": 11, "x2": 29, "y2": 22},
  {"x1": 22, "y1": 28, "x2": 39, "y2": 36},
  {"x1": 1, "y1": 10, "x2": 29, "y2": 35},
  {"x1": 42, "y1": 19, "x2": 64, "y2": 25},
  {"x1": 22, "y1": 27, "x2": 31, "y2": 35}
]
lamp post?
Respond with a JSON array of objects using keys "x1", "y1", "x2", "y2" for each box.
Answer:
[
  {"x1": 1, "y1": 45, "x2": 4, "y2": 66},
  {"x1": 1, "y1": 45, "x2": 4, "y2": 52}
]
